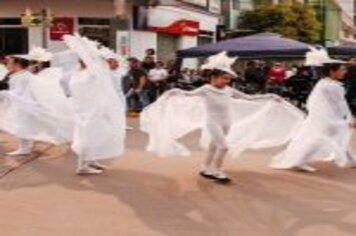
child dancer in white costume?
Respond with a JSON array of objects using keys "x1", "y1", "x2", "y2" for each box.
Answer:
[
  {"x1": 0, "y1": 54, "x2": 71, "y2": 156},
  {"x1": 141, "y1": 52, "x2": 304, "y2": 183},
  {"x1": 63, "y1": 34, "x2": 126, "y2": 175},
  {"x1": 271, "y1": 49, "x2": 356, "y2": 172}
]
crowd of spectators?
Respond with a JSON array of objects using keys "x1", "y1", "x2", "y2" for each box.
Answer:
[
  {"x1": 2, "y1": 49, "x2": 355, "y2": 115},
  {"x1": 122, "y1": 53, "x2": 323, "y2": 114}
]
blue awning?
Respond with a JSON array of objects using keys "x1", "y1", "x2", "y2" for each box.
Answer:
[{"x1": 177, "y1": 33, "x2": 312, "y2": 59}]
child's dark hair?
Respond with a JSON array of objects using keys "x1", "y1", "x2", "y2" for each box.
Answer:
[
  {"x1": 202, "y1": 69, "x2": 228, "y2": 79},
  {"x1": 322, "y1": 63, "x2": 343, "y2": 77},
  {"x1": 13, "y1": 57, "x2": 30, "y2": 69}
]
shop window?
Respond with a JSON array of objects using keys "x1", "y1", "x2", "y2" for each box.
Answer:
[
  {"x1": 0, "y1": 18, "x2": 22, "y2": 25},
  {"x1": 78, "y1": 17, "x2": 111, "y2": 47},
  {"x1": 78, "y1": 18, "x2": 110, "y2": 26},
  {"x1": 0, "y1": 28, "x2": 28, "y2": 55},
  {"x1": 78, "y1": 27, "x2": 110, "y2": 47}
]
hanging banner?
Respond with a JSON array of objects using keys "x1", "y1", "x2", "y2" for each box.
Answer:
[
  {"x1": 50, "y1": 18, "x2": 75, "y2": 41},
  {"x1": 116, "y1": 30, "x2": 130, "y2": 57}
]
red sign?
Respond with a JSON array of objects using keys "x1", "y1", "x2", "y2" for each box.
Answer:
[
  {"x1": 148, "y1": 20, "x2": 199, "y2": 36},
  {"x1": 50, "y1": 18, "x2": 75, "y2": 41}
]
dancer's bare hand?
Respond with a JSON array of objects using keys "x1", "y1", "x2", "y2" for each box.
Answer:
[{"x1": 350, "y1": 122, "x2": 356, "y2": 129}]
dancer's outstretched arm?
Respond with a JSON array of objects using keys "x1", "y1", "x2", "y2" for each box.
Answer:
[
  {"x1": 165, "y1": 86, "x2": 206, "y2": 97},
  {"x1": 230, "y1": 88, "x2": 280, "y2": 101}
]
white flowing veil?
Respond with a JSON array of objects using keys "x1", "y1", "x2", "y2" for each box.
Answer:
[
  {"x1": 30, "y1": 68, "x2": 76, "y2": 140},
  {"x1": 141, "y1": 91, "x2": 305, "y2": 158}
]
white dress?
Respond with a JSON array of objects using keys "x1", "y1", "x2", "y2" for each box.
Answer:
[
  {"x1": 140, "y1": 84, "x2": 304, "y2": 157},
  {"x1": 0, "y1": 70, "x2": 71, "y2": 143},
  {"x1": 69, "y1": 69, "x2": 125, "y2": 161},
  {"x1": 271, "y1": 78, "x2": 356, "y2": 168}
]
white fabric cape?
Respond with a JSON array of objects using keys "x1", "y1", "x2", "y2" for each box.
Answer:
[
  {"x1": 0, "y1": 70, "x2": 74, "y2": 144},
  {"x1": 140, "y1": 91, "x2": 305, "y2": 157},
  {"x1": 271, "y1": 79, "x2": 356, "y2": 168},
  {"x1": 64, "y1": 35, "x2": 126, "y2": 161}
]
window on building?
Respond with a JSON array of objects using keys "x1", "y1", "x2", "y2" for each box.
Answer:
[
  {"x1": 78, "y1": 18, "x2": 111, "y2": 47},
  {"x1": 232, "y1": 0, "x2": 240, "y2": 10},
  {"x1": 0, "y1": 18, "x2": 22, "y2": 25},
  {"x1": 78, "y1": 18, "x2": 110, "y2": 26}
]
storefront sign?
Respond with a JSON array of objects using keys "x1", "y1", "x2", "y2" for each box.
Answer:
[
  {"x1": 148, "y1": 20, "x2": 199, "y2": 36},
  {"x1": 50, "y1": 18, "x2": 74, "y2": 41}
]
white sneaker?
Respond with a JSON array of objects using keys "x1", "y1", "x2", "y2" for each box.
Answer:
[
  {"x1": 126, "y1": 126, "x2": 134, "y2": 131},
  {"x1": 88, "y1": 162, "x2": 107, "y2": 170},
  {"x1": 212, "y1": 170, "x2": 232, "y2": 184},
  {"x1": 7, "y1": 149, "x2": 32, "y2": 156},
  {"x1": 297, "y1": 164, "x2": 317, "y2": 173},
  {"x1": 76, "y1": 166, "x2": 103, "y2": 175}
]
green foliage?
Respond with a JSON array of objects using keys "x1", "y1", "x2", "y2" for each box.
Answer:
[{"x1": 238, "y1": 2, "x2": 322, "y2": 43}]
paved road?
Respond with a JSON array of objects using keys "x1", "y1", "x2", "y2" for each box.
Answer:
[{"x1": 0, "y1": 119, "x2": 356, "y2": 236}]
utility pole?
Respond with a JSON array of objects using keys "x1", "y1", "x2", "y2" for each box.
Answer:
[{"x1": 320, "y1": 0, "x2": 327, "y2": 45}]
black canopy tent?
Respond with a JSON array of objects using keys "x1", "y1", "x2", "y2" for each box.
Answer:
[
  {"x1": 176, "y1": 33, "x2": 312, "y2": 59},
  {"x1": 328, "y1": 42, "x2": 356, "y2": 57}
]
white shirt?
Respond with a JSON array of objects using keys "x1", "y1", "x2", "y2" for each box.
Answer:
[
  {"x1": 148, "y1": 68, "x2": 168, "y2": 82},
  {"x1": 0, "y1": 64, "x2": 8, "y2": 81}
]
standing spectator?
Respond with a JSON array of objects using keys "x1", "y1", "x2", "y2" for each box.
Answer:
[
  {"x1": 344, "y1": 59, "x2": 356, "y2": 115},
  {"x1": 148, "y1": 61, "x2": 168, "y2": 99},
  {"x1": 166, "y1": 59, "x2": 179, "y2": 89},
  {"x1": 148, "y1": 61, "x2": 168, "y2": 82},
  {"x1": 268, "y1": 62, "x2": 287, "y2": 84},
  {"x1": 244, "y1": 61, "x2": 265, "y2": 91},
  {"x1": 180, "y1": 68, "x2": 191, "y2": 83},
  {"x1": 145, "y1": 48, "x2": 156, "y2": 58},
  {"x1": 142, "y1": 56, "x2": 156, "y2": 72},
  {"x1": 124, "y1": 57, "x2": 151, "y2": 114}
]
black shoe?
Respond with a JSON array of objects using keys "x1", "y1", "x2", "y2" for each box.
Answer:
[
  {"x1": 213, "y1": 171, "x2": 232, "y2": 184},
  {"x1": 88, "y1": 163, "x2": 107, "y2": 171},
  {"x1": 215, "y1": 177, "x2": 232, "y2": 184}
]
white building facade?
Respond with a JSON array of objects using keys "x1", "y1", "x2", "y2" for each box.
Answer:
[{"x1": 0, "y1": 0, "x2": 221, "y2": 67}]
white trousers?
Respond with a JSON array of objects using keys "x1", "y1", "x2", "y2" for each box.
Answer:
[
  {"x1": 203, "y1": 123, "x2": 230, "y2": 171},
  {"x1": 16, "y1": 139, "x2": 34, "y2": 152}
]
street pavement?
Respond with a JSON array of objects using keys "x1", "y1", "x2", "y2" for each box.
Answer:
[{"x1": 0, "y1": 119, "x2": 356, "y2": 236}]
